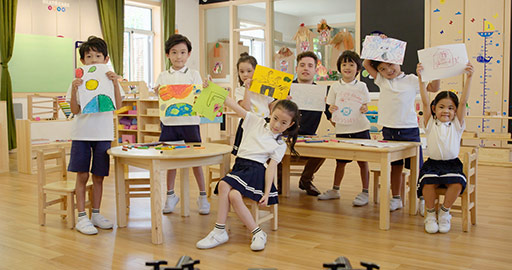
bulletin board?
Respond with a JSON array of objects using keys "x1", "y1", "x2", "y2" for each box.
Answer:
[
  {"x1": 10, "y1": 34, "x2": 74, "y2": 93},
  {"x1": 427, "y1": 0, "x2": 510, "y2": 147}
]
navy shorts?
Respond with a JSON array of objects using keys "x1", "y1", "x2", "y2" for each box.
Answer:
[
  {"x1": 68, "y1": 140, "x2": 111, "y2": 176},
  {"x1": 382, "y1": 127, "x2": 424, "y2": 168},
  {"x1": 336, "y1": 130, "x2": 371, "y2": 163},
  {"x1": 159, "y1": 123, "x2": 201, "y2": 143}
]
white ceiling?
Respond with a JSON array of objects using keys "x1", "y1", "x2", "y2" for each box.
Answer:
[{"x1": 249, "y1": 0, "x2": 355, "y2": 17}]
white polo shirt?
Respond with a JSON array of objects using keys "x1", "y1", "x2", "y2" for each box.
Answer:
[
  {"x1": 236, "y1": 112, "x2": 287, "y2": 164},
  {"x1": 326, "y1": 79, "x2": 371, "y2": 134},
  {"x1": 65, "y1": 82, "x2": 125, "y2": 141},
  {"x1": 156, "y1": 66, "x2": 203, "y2": 126},
  {"x1": 426, "y1": 116, "x2": 464, "y2": 160},
  {"x1": 234, "y1": 86, "x2": 274, "y2": 118},
  {"x1": 375, "y1": 73, "x2": 420, "y2": 128}
]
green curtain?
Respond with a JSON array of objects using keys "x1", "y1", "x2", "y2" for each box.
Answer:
[
  {"x1": 0, "y1": 0, "x2": 17, "y2": 150},
  {"x1": 162, "y1": 0, "x2": 175, "y2": 70},
  {"x1": 97, "y1": 0, "x2": 124, "y2": 75}
]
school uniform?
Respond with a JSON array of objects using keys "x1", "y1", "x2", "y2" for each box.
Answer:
[
  {"x1": 374, "y1": 72, "x2": 424, "y2": 168},
  {"x1": 231, "y1": 86, "x2": 274, "y2": 155},
  {"x1": 156, "y1": 66, "x2": 203, "y2": 142},
  {"x1": 417, "y1": 117, "x2": 467, "y2": 197},
  {"x1": 326, "y1": 79, "x2": 371, "y2": 163},
  {"x1": 218, "y1": 112, "x2": 285, "y2": 205},
  {"x1": 65, "y1": 79, "x2": 125, "y2": 177}
]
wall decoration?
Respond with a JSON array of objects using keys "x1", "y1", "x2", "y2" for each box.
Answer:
[
  {"x1": 192, "y1": 82, "x2": 228, "y2": 121},
  {"x1": 158, "y1": 84, "x2": 202, "y2": 117},
  {"x1": 361, "y1": 35, "x2": 407, "y2": 65},
  {"x1": 316, "y1": 19, "x2": 332, "y2": 45},
  {"x1": 76, "y1": 64, "x2": 116, "y2": 114},
  {"x1": 418, "y1": 43, "x2": 468, "y2": 81},
  {"x1": 293, "y1": 23, "x2": 314, "y2": 53},
  {"x1": 274, "y1": 47, "x2": 294, "y2": 74},
  {"x1": 249, "y1": 65, "x2": 293, "y2": 100}
]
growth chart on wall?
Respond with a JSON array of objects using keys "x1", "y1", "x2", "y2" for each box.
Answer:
[
  {"x1": 76, "y1": 64, "x2": 116, "y2": 114},
  {"x1": 361, "y1": 36, "x2": 407, "y2": 65},
  {"x1": 331, "y1": 91, "x2": 366, "y2": 125},
  {"x1": 249, "y1": 65, "x2": 293, "y2": 100},
  {"x1": 192, "y1": 82, "x2": 228, "y2": 121},
  {"x1": 418, "y1": 43, "x2": 468, "y2": 81},
  {"x1": 158, "y1": 84, "x2": 202, "y2": 118}
]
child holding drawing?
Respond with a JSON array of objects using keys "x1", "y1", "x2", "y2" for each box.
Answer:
[
  {"x1": 67, "y1": 36, "x2": 123, "y2": 235},
  {"x1": 319, "y1": 51, "x2": 371, "y2": 206}
]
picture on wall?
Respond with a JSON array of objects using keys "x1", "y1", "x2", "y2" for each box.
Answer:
[{"x1": 76, "y1": 64, "x2": 116, "y2": 114}]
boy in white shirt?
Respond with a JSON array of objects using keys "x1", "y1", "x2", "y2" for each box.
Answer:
[{"x1": 67, "y1": 36, "x2": 124, "y2": 235}]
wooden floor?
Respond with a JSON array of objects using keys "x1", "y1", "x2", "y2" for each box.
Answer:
[{"x1": 1, "y1": 155, "x2": 512, "y2": 270}]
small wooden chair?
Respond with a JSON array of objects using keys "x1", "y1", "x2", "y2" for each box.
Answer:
[
  {"x1": 371, "y1": 168, "x2": 410, "y2": 205},
  {"x1": 206, "y1": 138, "x2": 231, "y2": 197},
  {"x1": 124, "y1": 169, "x2": 150, "y2": 212},
  {"x1": 37, "y1": 148, "x2": 93, "y2": 229},
  {"x1": 242, "y1": 170, "x2": 279, "y2": 231},
  {"x1": 434, "y1": 148, "x2": 478, "y2": 232}
]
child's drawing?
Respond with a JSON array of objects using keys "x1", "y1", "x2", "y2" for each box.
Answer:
[
  {"x1": 361, "y1": 36, "x2": 407, "y2": 65},
  {"x1": 192, "y1": 82, "x2": 229, "y2": 121},
  {"x1": 76, "y1": 64, "x2": 116, "y2": 114},
  {"x1": 249, "y1": 65, "x2": 293, "y2": 100},
  {"x1": 289, "y1": 84, "x2": 327, "y2": 112},
  {"x1": 158, "y1": 84, "x2": 202, "y2": 118},
  {"x1": 332, "y1": 91, "x2": 365, "y2": 125},
  {"x1": 417, "y1": 43, "x2": 468, "y2": 82}
]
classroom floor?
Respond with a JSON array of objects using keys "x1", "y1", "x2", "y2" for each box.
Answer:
[{"x1": 1, "y1": 155, "x2": 512, "y2": 270}]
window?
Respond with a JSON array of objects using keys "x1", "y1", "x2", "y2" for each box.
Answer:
[
  {"x1": 239, "y1": 21, "x2": 266, "y2": 66},
  {"x1": 124, "y1": 5, "x2": 154, "y2": 87}
]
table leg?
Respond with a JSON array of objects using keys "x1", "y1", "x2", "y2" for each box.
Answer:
[
  {"x1": 115, "y1": 157, "x2": 127, "y2": 227},
  {"x1": 409, "y1": 145, "x2": 419, "y2": 215},
  {"x1": 379, "y1": 155, "x2": 391, "y2": 230},
  {"x1": 282, "y1": 154, "x2": 291, "y2": 197},
  {"x1": 150, "y1": 160, "x2": 163, "y2": 244},
  {"x1": 180, "y1": 168, "x2": 190, "y2": 217}
]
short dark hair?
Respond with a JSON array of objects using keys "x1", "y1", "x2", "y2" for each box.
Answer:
[
  {"x1": 237, "y1": 52, "x2": 258, "y2": 86},
  {"x1": 79, "y1": 36, "x2": 108, "y2": 59},
  {"x1": 430, "y1": 91, "x2": 460, "y2": 119},
  {"x1": 336, "y1": 50, "x2": 362, "y2": 75},
  {"x1": 165, "y1": 34, "x2": 192, "y2": 54},
  {"x1": 296, "y1": 51, "x2": 318, "y2": 66}
]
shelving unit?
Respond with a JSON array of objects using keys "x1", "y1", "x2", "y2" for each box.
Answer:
[{"x1": 115, "y1": 99, "x2": 161, "y2": 146}]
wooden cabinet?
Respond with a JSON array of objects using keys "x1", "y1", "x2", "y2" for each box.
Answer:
[{"x1": 115, "y1": 99, "x2": 161, "y2": 146}]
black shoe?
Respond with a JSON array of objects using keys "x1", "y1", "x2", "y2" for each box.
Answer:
[{"x1": 299, "y1": 181, "x2": 320, "y2": 196}]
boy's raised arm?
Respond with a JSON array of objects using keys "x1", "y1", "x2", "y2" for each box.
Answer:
[{"x1": 70, "y1": 79, "x2": 82, "y2": 114}]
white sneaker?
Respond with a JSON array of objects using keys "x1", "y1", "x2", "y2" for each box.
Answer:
[
  {"x1": 352, "y1": 192, "x2": 369, "y2": 206},
  {"x1": 318, "y1": 189, "x2": 340, "y2": 200},
  {"x1": 196, "y1": 229, "x2": 229, "y2": 249},
  {"x1": 389, "y1": 198, "x2": 403, "y2": 211},
  {"x1": 75, "y1": 216, "x2": 98, "y2": 235},
  {"x1": 418, "y1": 198, "x2": 425, "y2": 217},
  {"x1": 438, "y1": 209, "x2": 452, "y2": 233},
  {"x1": 424, "y1": 211, "x2": 439, "y2": 234},
  {"x1": 91, "y1": 213, "x2": 113, "y2": 229},
  {"x1": 163, "y1": 194, "x2": 179, "y2": 214},
  {"x1": 197, "y1": 196, "x2": 210, "y2": 215},
  {"x1": 250, "y1": 231, "x2": 267, "y2": 251}
]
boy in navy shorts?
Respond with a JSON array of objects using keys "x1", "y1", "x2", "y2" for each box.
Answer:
[
  {"x1": 67, "y1": 36, "x2": 124, "y2": 235},
  {"x1": 154, "y1": 34, "x2": 210, "y2": 215}
]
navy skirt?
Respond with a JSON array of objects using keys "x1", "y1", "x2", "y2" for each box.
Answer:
[
  {"x1": 417, "y1": 158, "x2": 466, "y2": 197},
  {"x1": 216, "y1": 157, "x2": 278, "y2": 205}
]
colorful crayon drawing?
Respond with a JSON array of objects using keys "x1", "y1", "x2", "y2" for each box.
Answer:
[
  {"x1": 361, "y1": 36, "x2": 407, "y2": 65},
  {"x1": 76, "y1": 64, "x2": 116, "y2": 114},
  {"x1": 249, "y1": 65, "x2": 293, "y2": 100},
  {"x1": 192, "y1": 82, "x2": 229, "y2": 121},
  {"x1": 158, "y1": 84, "x2": 202, "y2": 117},
  {"x1": 332, "y1": 91, "x2": 365, "y2": 125},
  {"x1": 417, "y1": 43, "x2": 468, "y2": 82}
]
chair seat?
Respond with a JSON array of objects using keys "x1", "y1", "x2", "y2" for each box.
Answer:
[{"x1": 44, "y1": 181, "x2": 92, "y2": 192}]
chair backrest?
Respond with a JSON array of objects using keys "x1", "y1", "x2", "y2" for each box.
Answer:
[
  {"x1": 37, "y1": 148, "x2": 67, "y2": 187},
  {"x1": 207, "y1": 137, "x2": 231, "y2": 145},
  {"x1": 462, "y1": 147, "x2": 478, "y2": 187}
]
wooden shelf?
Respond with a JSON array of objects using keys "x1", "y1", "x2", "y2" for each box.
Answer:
[
  {"x1": 140, "y1": 130, "x2": 161, "y2": 133},
  {"x1": 118, "y1": 129, "x2": 138, "y2": 132},
  {"x1": 139, "y1": 114, "x2": 160, "y2": 118},
  {"x1": 117, "y1": 114, "x2": 138, "y2": 117}
]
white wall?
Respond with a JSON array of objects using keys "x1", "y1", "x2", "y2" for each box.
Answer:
[{"x1": 175, "y1": 0, "x2": 200, "y2": 71}]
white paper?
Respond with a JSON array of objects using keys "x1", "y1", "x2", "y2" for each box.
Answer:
[
  {"x1": 289, "y1": 84, "x2": 327, "y2": 111},
  {"x1": 77, "y1": 64, "x2": 116, "y2": 114},
  {"x1": 417, "y1": 43, "x2": 468, "y2": 82},
  {"x1": 332, "y1": 91, "x2": 365, "y2": 125},
  {"x1": 338, "y1": 139, "x2": 410, "y2": 148},
  {"x1": 361, "y1": 36, "x2": 407, "y2": 65}
]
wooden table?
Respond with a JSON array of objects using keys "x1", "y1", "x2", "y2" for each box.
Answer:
[
  {"x1": 108, "y1": 143, "x2": 232, "y2": 244},
  {"x1": 281, "y1": 140, "x2": 420, "y2": 230}
]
